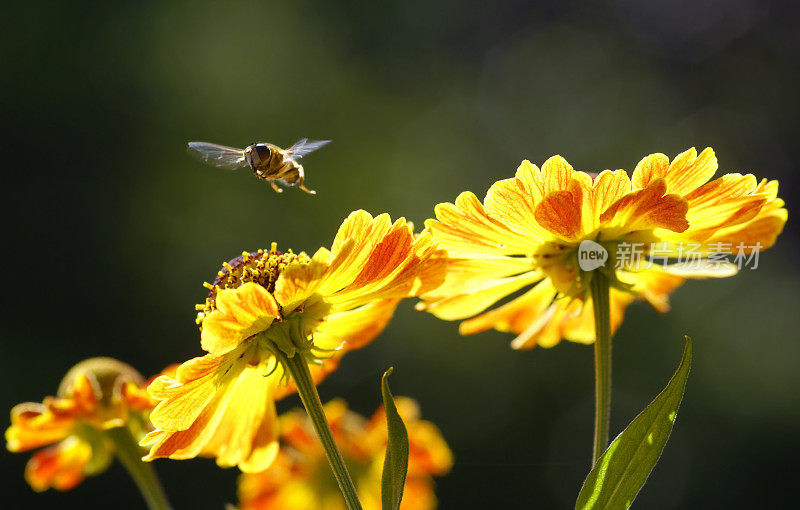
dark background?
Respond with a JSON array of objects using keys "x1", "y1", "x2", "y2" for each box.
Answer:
[{"x1": 3, "y1": 1, "x2": 799, "y2": 508}]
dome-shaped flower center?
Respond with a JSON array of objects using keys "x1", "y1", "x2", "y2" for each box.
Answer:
[{"x1": 196, "y1": 243, "x2": 311, "y2": 326}]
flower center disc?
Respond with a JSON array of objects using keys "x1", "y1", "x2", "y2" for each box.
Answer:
[{"x1": 196, "y1": 243, "x2": 310, "y2": 326}]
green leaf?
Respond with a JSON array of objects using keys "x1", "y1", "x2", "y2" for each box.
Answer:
[
  {"x1": 576, "y1": 336, "x2": 693, "y2": 510},
  {"x1": 380, "y1": 367, "x2": 409, "y2": 510}
]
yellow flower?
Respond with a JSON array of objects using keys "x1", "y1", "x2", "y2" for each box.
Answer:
[
  {"x1": 417, "y1": 148, "x2": 787, "y2": 349},
  {"x1": 142, "y1": 210, "x2": 446, "y2": 472},
  {"x1": 237, "y1": 398, "x2": 453, "y2": 510},
  {"x1": 5, "y1": 358, "x2": 155, "y2": 491}
]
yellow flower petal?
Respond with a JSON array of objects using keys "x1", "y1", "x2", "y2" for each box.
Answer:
[
  {"x1": 329, "y1": 219, "x2": 446, "y2": 310},
  {"x1": 421, "y1": 256, "x2": 535, "y2": 302},
  {"x1": 421, "y1": 271, "x2": 542, "y2": 321},
  {"x1": 698, "y1": 179, "x2": 787, "y2": 251},
  {"x1": 426, "y1": 192, "x2": 532, "y2": 256},
  {"x1": 631, "y1": 152, "x2": 669, "y2": 189},
  {"x1": 483, "y1": 161, "x2": 551, "y2": 241},
  {"x1": 591, "y1": 169, "x2": 633, "y2": 220},
  {"x1": 148, "y1": 354, "x2": 224, "y2": 431},
  {"x1": 143, "y1": 352, "x2": 280, "y2": 472},
  {"x1": 664, "y1": 147, "x2": 718, "y2": 195},
  {"x1": 316, "y1": 298, "x2": 401, "y2": 351},
  {"x1": 458, "y1": 278, "x2": 557, "y2": 337},
  {"x1": 273, "y1": 259, "x2": 328, "y2": 311},
  {"x1": 516, "y1": 290, "x2": 633, "y2": 349},
  {"x1": 620, "y1": 269, "x2": 685, "y2": 313},
  {"x1": 540, "y1": 155, "x2": 577, "y2": 193},
  {"x1": 201, "y1": 282, "x2": 280, "y2": 356},
  {"x1": 319, "y1": 210, "x2": 394, "y2": 293}
]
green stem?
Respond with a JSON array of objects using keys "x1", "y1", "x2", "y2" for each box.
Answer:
[
  {"x1": 107, "y1": 426, "x2": 172, "y2": 510},
  {"x1": 280, "y1": 352, "x2": 363, "y2": 510},
  {"x1": 590, "y1": 270, "x2": 612, "y2": 466}
]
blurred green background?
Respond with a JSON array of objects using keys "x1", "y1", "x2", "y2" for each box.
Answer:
[{"x1": 2, "y1": 1, "x2": 799, "y2": 508}]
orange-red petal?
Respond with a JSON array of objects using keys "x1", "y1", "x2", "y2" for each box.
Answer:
[
  {"x1": 6, "y1": 403, "x2": 75, "y2": 453},
  {"x1": 600, "y1": 178, "x2": 689, "y2": 236},
  {"x1": 25, "y1": 437, "x2": 92, "y2": 492}
]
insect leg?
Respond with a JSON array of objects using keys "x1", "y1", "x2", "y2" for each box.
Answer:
[
  {"x1": 269, "y1": 181, "x2": 284, "y2": 193},
  {"x1": 295, "y1": 166, "x2": 316, "y2": 194},
  {"x1": 298, "y1": 183, "x2": 316, "y2": 194}
]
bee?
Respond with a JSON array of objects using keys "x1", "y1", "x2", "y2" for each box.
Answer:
[{"x1": 187, "y1": 139, "x2": 331, "y2": 194}]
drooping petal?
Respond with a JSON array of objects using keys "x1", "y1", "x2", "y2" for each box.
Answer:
[
  {"x1": 25, "y1": 436, "x2": 92, "y2": 492},
  {"x1": 6, "y1": 403, "x2": 75, "y2": 453},
  {"x1": 197, "y1": 366, "x2": 280, "y2": 472},
  {"x1": 148, "y1": 354, "x2": 225, "y2": 431},
  {"x1": 458, "y1": 278, "x2": 557, "y2": 336},
  {"x1": 345, "y1": 220, "x2": 414, "y2": 292},
  {"x1": 533, "y1": 289, "x2": 634, "y2": 348},
  {"x1": 619, "y1": 269, "x2": 685, "y2": 312},
  {"x1": 419, "y1": 271, "x2": 542, "y2": 321},
  {"x1": 409, "y1": 239, "x2": 448, "y2": 297},
  {"x1": 420, "y1": 256, "x2": 535, "y2": 302},
  {"x1": 143, "y1": 352, "x2": 280, "y2": 472},
  {"x1": 315, "y1": 298, "x2": 400, "y2": 352}
]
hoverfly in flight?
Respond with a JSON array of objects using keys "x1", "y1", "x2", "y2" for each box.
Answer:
[{"x1": 187, "y1": 139, "x2": 331, "y2": 194}]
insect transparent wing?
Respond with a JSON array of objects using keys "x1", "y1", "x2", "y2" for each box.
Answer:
[
  {"x1": 187, "y1": 142, "x2": 247, "y2": 170},
  {"x1": 285, "y1": 138, "x2": 331, "y2": 159}
]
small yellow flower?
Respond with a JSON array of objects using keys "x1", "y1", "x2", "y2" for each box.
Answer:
[
  {"x1": 5, "y1": 358, "x2": 155, "y2": 491},
  {"x1": 417, "y1": 148, "x2": 786, "y2": 349},
  {"x1": 142, "y1": 210, "x2": 446, "y2": 472},
  {"x1": 237, "y1": 398, "x2": 453, "y2": 510}
]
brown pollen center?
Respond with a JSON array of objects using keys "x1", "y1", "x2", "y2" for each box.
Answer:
[{"x1": 195, "y1": 242, "x2": 311, "y2": 326}]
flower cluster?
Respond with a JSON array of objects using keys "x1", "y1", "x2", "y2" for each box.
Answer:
[
  {"x1": 418, "y1": 148, "x2": 786, "y2": 349},
  {"x1": 238, "y1": 398, "x2": 453, "y2": 510},
  {"x1": 6, "y1": 147, "x2": 787, "y2": 510},
  {"x1": 5, "y1": 358, "x2": 155, "y2": 491}
]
